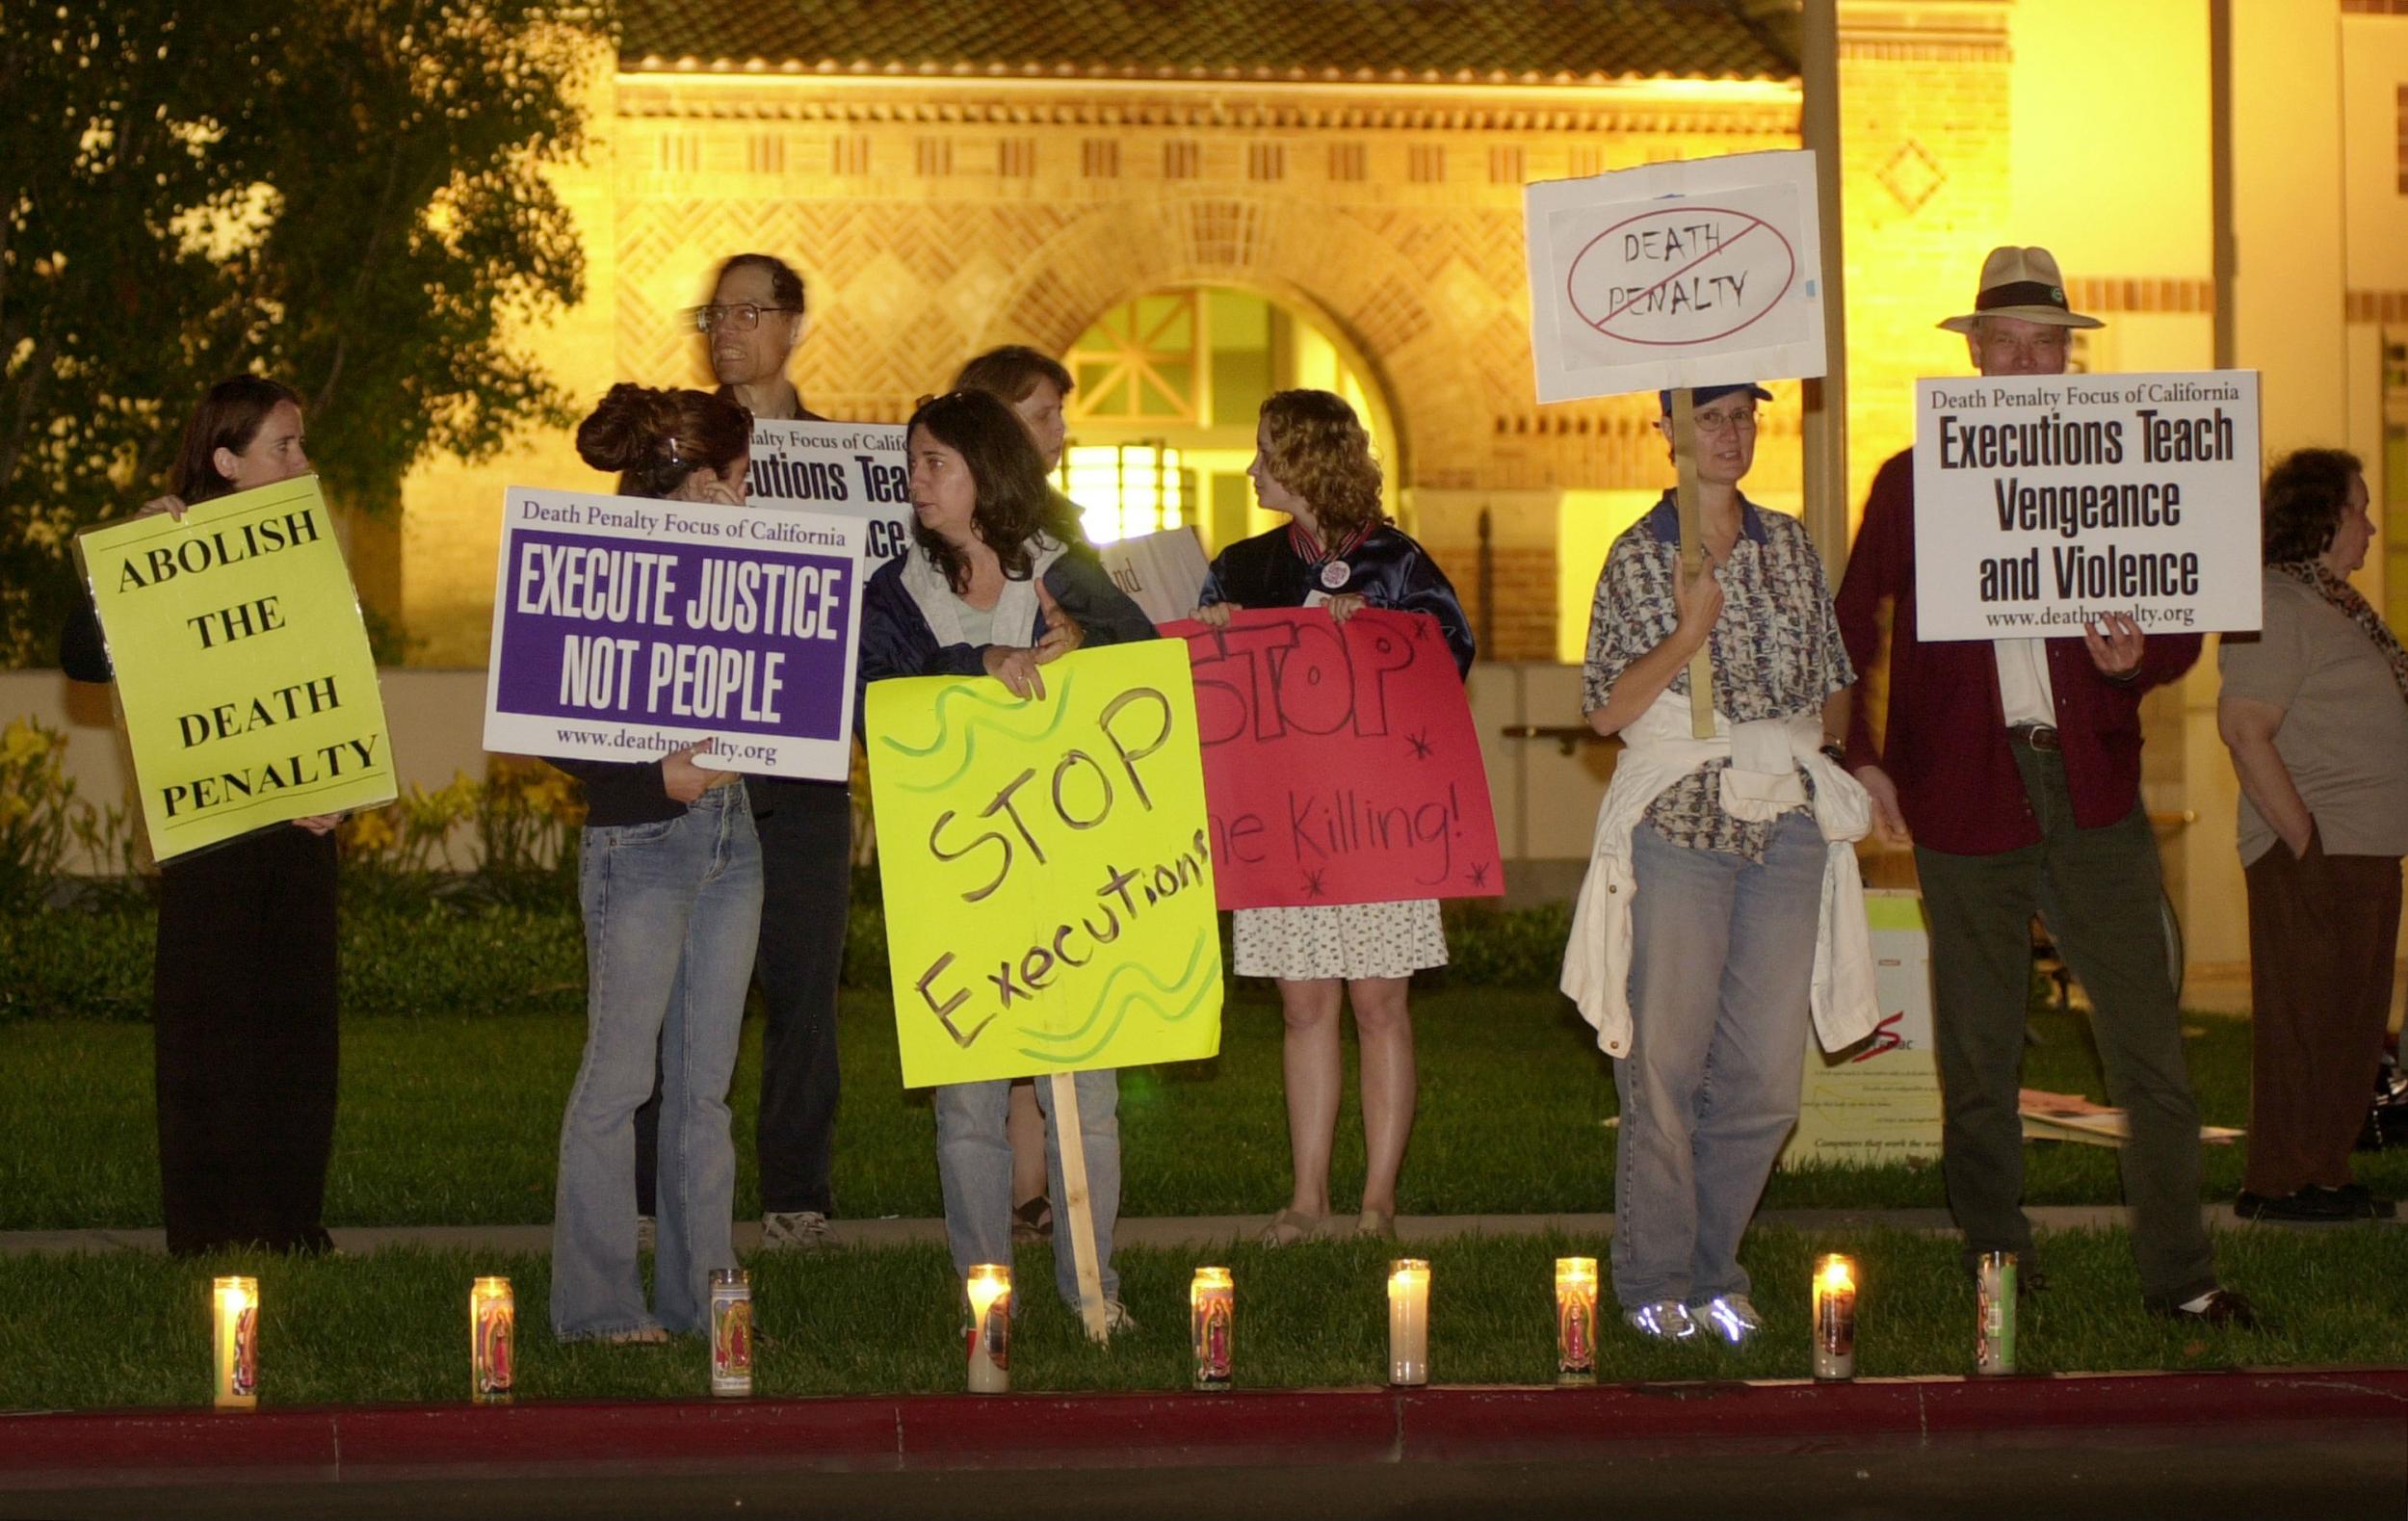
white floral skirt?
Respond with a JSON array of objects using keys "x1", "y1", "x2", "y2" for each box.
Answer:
[{"x1": 1231, "y1": 899, "x2": 1448, "y2": 982}]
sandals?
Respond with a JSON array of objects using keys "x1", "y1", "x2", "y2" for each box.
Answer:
[
  {"x1": 1011, "y1": 1196, "x2": 1054, "y2": 1243},
  {"x1": 1258, "y1": 1207, "x2": 1323, "y2": 1247}
]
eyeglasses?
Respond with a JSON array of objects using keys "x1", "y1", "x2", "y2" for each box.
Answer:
[
  {"x1": 689, "y1": 302, "x2": 799, "y2": 333},
  {"x1": 1691, "y1": 407, "x2": 1759, "y2": 434}
]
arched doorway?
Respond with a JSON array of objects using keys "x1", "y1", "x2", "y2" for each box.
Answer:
[{"x1": 1051, "y1": 284, "x2": 1400, "y2": 552}]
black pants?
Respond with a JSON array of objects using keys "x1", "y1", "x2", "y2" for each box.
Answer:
[
  {"x1": 638, "y1": 780, "x2": 851, "y2": 1217},
  {"x1": 153, "y1": 826, "x2": 340, "y2": 1256}
]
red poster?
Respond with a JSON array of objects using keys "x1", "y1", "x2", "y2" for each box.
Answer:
[{"x1": 1160, "y1": 607, "x2": 1504, "y2": 910}]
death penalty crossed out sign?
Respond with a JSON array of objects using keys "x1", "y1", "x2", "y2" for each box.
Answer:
[
  {"x1": 483, "y1": 487, "x2": 865, "y2": 782},
  {"x1": 1162, "y1": 608, "x2": 1504, "y2": 911}
]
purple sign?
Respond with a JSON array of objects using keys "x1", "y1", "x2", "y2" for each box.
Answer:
[{"x1": 484, "y1": 489, "x2": 866, "y2": 781}]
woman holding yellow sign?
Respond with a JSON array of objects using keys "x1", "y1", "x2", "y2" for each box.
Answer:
[
  {"x1": 60, "y1": 376, "x2": 343, "y2": 1258},
  {"x1": 1189, "y1": 388, "x2": 1475, "y2": 1247},
  {"x1": 545, "y1": 383, "x2": 765, "y2": 1345},
  {"x1": 857, "y1": 388, "x2": 1153, "y2": 1330}
]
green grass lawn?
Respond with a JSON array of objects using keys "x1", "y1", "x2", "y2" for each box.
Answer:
[
  {"x1": 6, "y1": 985, "x2": 2403, "y2": 1229},
  {"x1": 6, "y1": 1224, "x2": 2406, "y2": 1411}
]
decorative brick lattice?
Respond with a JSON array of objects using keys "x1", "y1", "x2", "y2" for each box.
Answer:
[{"x1": 1875, "y1": 139, "x2": 1945, "y2": 214}]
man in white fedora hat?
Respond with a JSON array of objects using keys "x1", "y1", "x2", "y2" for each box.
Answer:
[{"x1": 1831, "y1": 246, "x2": 2259, "y2": 1326}]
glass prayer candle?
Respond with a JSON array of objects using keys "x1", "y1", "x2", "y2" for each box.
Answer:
[
  {"x1": 1387, "y1": 1259, "x2": 1430, "y2": 1387},
  {"x1": 1812, "y1": 1254, "x2": 1857, "y2": 1381},
  {"x1": 1191, "y1": 1267, "x2": 1234, "y2": 1390},
  {"x1": 470, "y1": 1275, "x2": 514, "y2": 1403},
  {"x1": 212, "y1": 1275, "x2": 259, "y2": 1411},
  {"x1": 965, "y1": 1264, "x2": 1012, "y2": 1394},
  {"x1": 1554, "y1": 1257, "x2": 1598, "y2": 1385}
]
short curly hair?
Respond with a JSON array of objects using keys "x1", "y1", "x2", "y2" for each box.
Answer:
[
  {"x1": 2260, "y1": 447, "x2": 2365, "y2": 565},
  {"x1": 1257, "y1": 389, "x2": 1385, "y2": 553}
]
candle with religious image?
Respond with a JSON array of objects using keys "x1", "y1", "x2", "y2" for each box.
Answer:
[
  {"x1": 1387, "y1": 1259, "x2": 1429, "y2": 1387},
  {"x1": 966, "y1": 1265, "x2": 1012, "y2": 1394},
  {"x1": 1812, "y1": 1254, "x2": 1857, "y2": 1381},
  {"x1": 710, "y1": 1268, "x2": 753, "y2": 1398},
  {"x1": 471, "y1": 1275, "x2": 514, "y2": 1403},
  {"x1": 1191, "y1": 1267, "x2": 1234, "y2": 1390},
  {"x1": 1554, "y1": 1257, "x2": 1598, "y2": 1385},
  {"x1": 212, "y1": 1275, "x2": 259, "y2": 1410}
]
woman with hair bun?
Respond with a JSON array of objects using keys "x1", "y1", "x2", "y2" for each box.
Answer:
[
  {"x1": 61, "y1": 375, "x2": 343, "y2": 1258},
  {"x1": 1189, "y1": 389, "x2": 1474, "y2": 1247},
  {"x1": 548, "y1": 382, "x2": 764, "y2": 1344}
]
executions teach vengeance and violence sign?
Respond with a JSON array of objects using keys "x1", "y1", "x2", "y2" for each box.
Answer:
[
  {"x1": 74, "y1": 476, "x2": 396, "y2": 859},
  {"x1": 1911, "y1": 370, "x2": 2263, "y2": 642}
]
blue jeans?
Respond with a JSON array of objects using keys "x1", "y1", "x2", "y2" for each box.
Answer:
[
  {"x1": 935, "y1": 1068, "x2": 1121, "y2": 1310},
  {"x1": 553, "y1": 785, "x2": 763, "y2": 1340},
  {"x1": 1612, "y1": 812, "x2": 1822, "y2": 1309}
]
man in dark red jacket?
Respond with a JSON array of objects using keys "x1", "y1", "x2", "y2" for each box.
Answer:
[{"x1": 1834, "y1": 247, "x2": 2256, "y2": 1326}]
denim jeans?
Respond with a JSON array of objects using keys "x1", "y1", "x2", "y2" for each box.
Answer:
[
  {"x1": 553, "y1": 784, "x2": 763, "y2": 1340},
  {"x1": 935, "y1": 1067, "x2": 1121, "y2": 1310},
  {"x1": 1612, "y1": 812, "x2": 1822, "y2": 1309}
]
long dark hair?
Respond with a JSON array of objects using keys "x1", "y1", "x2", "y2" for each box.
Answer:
[
  {"x1": 2261, "y1": 447, "x2": 2364, "y2": 565},
  {"x1": 170, "y1": 376, "x2": 302, "y2": 504},
  {"x1": 575, "y1": 383, "x2": 749, "y2": 499},
  {"x1": 905, "y1": 390, "x2": 1088, "y2": 592}
]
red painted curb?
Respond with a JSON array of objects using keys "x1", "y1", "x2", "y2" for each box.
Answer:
[{"x1": 4, "y1": 1371, "x2": 2404, "y2": 1490}]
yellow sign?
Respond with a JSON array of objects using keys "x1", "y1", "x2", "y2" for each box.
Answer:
[
  {"x1": 74, "y1": 477, "x2": 395, "y2": 860},
  {"x1": 866, "y1": 641, "x2": 1222, "y2": 1088}
]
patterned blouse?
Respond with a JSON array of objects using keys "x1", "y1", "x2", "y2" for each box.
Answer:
[{"x1": 1583, "y1": 494, "x2": 1855, "y2": 860}]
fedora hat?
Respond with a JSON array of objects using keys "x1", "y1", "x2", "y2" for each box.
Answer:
[{"x1": 1938, "y1": 246, "x2": 2103, "y2": 333}]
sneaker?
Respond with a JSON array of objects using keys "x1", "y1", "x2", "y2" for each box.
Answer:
[
  {"x1": 635, "y1": 1215, "x2": 656, "y2": 1252},
  {"x1": 2153, "y1": 1287, "x2": 2261, "y2": 1329},
  {"x1": 1103, "y1": 1299, "x2": 1139, "y2": 1336},
  {"x1": 2235, "y1": 1188, "x2": 2354, "y2": 1223},
  {"x1": 762, "y1": 1210, "x2": 834, "y2": 1250},
  {"x1": 2316, "y1": 1183, "x2": 2397, "y2": 1220},
  {"x1": 1624, "y1": 1299, "x2": 1698, "y2": 1341},
  {"x1": 1692, "y1": 1294, "x2": 1764, "y2": 1347}
]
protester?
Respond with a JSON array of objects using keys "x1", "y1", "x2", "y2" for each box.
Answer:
[
  {"x1": 60, "y1": 376, "x2": 343, "y2": 1257},
  {"x1": 1190, "y1": 389, "x2": 1473, "y2": 1246},
  {"x1": 2218, "y1": 448, "x2": 2407, "y2": 1221},
  {"x1": 856, "y1": 387, "x2": 1153, "y2": 1329},
  {"x1": 1833, "y1": 246, "x2": 2257, "y2": 1324},
  {"x1": 953, "y1": 343, "x2": 1086, "y2": 1244},
  {"x1": 1559, "y1": 383, "x2": 1873, "y2": 1343},
  {"x1": 634, "y1": 251, "x2": 851, "y2": 1254},
  {"x1": 549, "y1": 383, "x2": 763, "y2": 1343}
]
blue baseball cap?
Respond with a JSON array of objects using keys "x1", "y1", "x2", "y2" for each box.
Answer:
[{"x1": 1657, "y1": 382, "x2": 1774, "y2": 414}]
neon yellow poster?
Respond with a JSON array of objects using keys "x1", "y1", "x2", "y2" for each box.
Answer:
[
  {"x1": 866, "y1": 641, "x2": 1223, "y2": 1088},
  {"x1": 73, "y1": 476, "x2": 395, "y2": 860}
]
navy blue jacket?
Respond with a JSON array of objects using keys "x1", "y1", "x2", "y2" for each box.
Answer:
[
  {"x1": 855, "y1": 547, "x2": 1157, "y2": 721},
  {"x1": 1198, "y1": 524, "x2": 1475, "y2": 677}
]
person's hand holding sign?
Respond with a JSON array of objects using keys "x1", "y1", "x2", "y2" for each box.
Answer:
[
  {"x1": 1034, "y1": 580, "x2": 1084, "y2": 664},
  {"x1": 1323, "y1": 591, "x2": 1368, "y2": 624},
  {"x1": 662, "y1": 739, "x2": 739, "y2": 802},
  {"x1": 1187, "y1": 601, "x2": 1236, "y2": 628},
  {"x1": 137, "y1": 494, "x2": 190, "y2": 522},
  {"x1": 1673, "y1": 554, "x2": 1726, "y2": 642},
  {"x1": 982, "y1": 644, "x2": 1048, "y2": 699},
  {"x1": 2081, "y1": 613, "x2": 2145, "y2": 681}
]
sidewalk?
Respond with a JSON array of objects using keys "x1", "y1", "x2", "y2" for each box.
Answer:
[{"x1": 1, "y1": 1204, "x2": 2389, "y2": 1258}]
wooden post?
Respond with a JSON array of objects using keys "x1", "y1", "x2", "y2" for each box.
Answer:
[
  {"x1": 1799, "y1": 0, "x2": 1852, "y2": 576},
  {"x1": 1669, "y1": 388, "x2": 1715, "y2": 739},
  {"x1": 1048, "y1": 1070, "x2": 1112, "y2": 1344}
]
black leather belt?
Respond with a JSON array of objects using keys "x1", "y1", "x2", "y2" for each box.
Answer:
[{"x1": 2011, "y1": 723, "x2": 2061, "y2": 751}]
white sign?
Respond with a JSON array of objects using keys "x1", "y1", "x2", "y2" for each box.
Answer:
[
  {"x1": 1523, "y1": 149, "x2": 1826, "y2": 404},
  {"x1": 749, "y1": 418, "x2": 913, "y2": 569},
  {"x1": 1911, "y1": 371, "x2": 2263, "y2": 642},
  {"x1": 1780, "y1": 890, "x2": 1942, "y2": 1169},
  {"x1": 1096, "y1": 528, "x2": 1210, "y2": 626}
]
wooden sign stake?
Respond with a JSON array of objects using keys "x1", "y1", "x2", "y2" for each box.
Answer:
[
  {"x1": 1048, "y1": 1070, "x2": 1112, "y2": 1344},
  {"x1": 1669, "y1": 388, "x2": 1716, "y2": 739}
]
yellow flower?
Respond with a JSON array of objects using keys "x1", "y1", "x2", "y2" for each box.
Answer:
[{"x1": 2, "y1": 719, "x2": 54, "y2": 765}]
